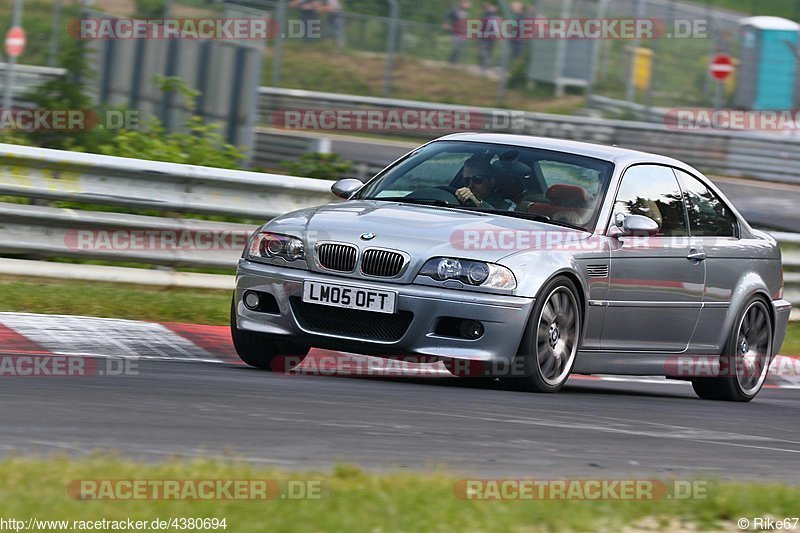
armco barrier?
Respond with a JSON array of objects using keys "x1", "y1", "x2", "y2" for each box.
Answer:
[
  {"x1": 7, "y1": 66, "x2": 800, "y2": 184},
  {"x1": 1, "y1": 143, "x2": 799, "y2": 304},
  {"x1": 0, "y1": 143, "x2": 335, "y2": 220},
  {"x1": 258, "y1": 87, "x2": 800, "y2": 184},
  {"x1": 0, "y1": 201, "x2": 254, "y2": 268},
  {"x1": 0, "y1": 63, "x2": 65, "y2": 107}
]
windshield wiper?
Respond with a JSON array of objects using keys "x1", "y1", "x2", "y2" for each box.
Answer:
[
  {"x1": 366, "y1": 198, "x2": 586, "y2": 230},
  {"x1": 464, "y1": 208, "x2": 586, "y2": 231},
  {"x1": 370, "y1": 197, "x2": 454, "y2": 208}
]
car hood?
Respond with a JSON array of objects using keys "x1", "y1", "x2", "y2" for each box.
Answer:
[{"x1": 265, "y1": 200, "x2": 591, "y2": 264}]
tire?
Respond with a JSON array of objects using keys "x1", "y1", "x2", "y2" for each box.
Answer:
[
  {"x1": 507, "y1": 276, "x2": 582, "y2": 393},
  {"x1": 230, "y1": 298, "x2": 309, "y2": 371},
  {"x1": 692, "y1": 298, "x2": 773, "y2": 402}
]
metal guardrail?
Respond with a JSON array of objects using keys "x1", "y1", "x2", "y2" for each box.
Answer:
[
  {"x1": 0, "y1": 201, "x2": 254, "y2": 268},
  {"x1": 0, "y1": 63, "x2": 65, "y2": 107},
  {"x1": 587, "y1": 95, "x2": 670, "y2": 122},
  {"x1": 253, "y1": 127, "x2": 411, "y2": 180},
  {"x1": 0, "y1": 142, "x2": 337, "y2": 269},
  {"x1": 258, "y1": 87, "x2": 800, "y2": 184},
  {"x1": 7, "y1": 66, "x2": 800, "y2": 185},
  {"x1": 1, "y1": 143, "x2": 800, "y2": 305},
  {"x1": 0, "y1": 143, "x2": 335, "y2": 220},
  {"x1": 3, "y1": 198, "x2": 800, "y2": 303}
]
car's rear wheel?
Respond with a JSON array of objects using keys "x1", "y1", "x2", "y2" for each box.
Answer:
[
  {"x1": 230, "y1": 299, "x2": 310, "y2": 371},
  {"x1": 509, "y1": 277, "x2": 582, "y2": 393},
  {"x1": 692, "y1": 298, "x2": 773, "y2": 402}
]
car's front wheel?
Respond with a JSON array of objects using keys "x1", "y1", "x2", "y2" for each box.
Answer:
[
  {"x1": 692, "y1": 298, "x2": 773, "y2": 402},
  {"x1": 230, "y1": 299, "x2": 310, "y2": 371},
  {"x1": 509, "y1": 277, "x2": 582, "y2": 393}
]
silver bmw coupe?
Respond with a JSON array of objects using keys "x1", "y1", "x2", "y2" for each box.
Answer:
[{"x1": 232, "y1": 133, "x2": 791, "y2": 402}]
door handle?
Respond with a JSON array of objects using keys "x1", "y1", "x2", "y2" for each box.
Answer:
[{"x1": 687, "y1": 249, "x2": 706, "y2": 262}]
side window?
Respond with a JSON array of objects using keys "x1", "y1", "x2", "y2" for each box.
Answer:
[
  {"x1": 676, "y1": 170, "x2": 738, "y2": 238},
  {"x1": 613, "y1": 165, "x2": 689, "y2": 237}
]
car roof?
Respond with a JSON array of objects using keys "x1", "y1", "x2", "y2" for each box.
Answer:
[{"x1": 436, "y1": 133, "x2": 690, "y2": 169}]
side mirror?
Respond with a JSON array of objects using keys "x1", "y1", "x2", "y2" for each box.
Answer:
[
  {"x1": 612, "y1": 214, "x2": 660, "y2": 237},
  {"x1": 331, "y1": 179, "x2": 363, "y2": 200}
]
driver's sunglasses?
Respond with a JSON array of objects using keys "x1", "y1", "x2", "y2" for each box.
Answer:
[{"x1": 467, "y1": 175, "x2": 491, "y2": 184}]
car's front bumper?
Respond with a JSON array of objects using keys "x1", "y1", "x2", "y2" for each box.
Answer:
[{"x1": 234, "y1": 259, "x2": 535, "y2": 363}]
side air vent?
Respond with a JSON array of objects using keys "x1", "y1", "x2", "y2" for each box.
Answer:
[{"x1": 586, "y1": 265, "x2": 609, "y2": 279}]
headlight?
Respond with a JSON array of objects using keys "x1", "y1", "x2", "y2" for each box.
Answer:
[
  {"x1": 248, "y1": 232, "x2": 305, "y2": 262},
  {"x1": 419, "y1": 257, "x2": 516, "y2": 290}
]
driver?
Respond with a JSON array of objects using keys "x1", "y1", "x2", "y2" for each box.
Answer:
[{"x1": 455, "y1": 156, "x2": 498, "y2": 208}]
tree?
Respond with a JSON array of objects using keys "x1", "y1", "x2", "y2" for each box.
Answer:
[{"x1": 22, "y1": 37, "x2": 117, "y2": 150}]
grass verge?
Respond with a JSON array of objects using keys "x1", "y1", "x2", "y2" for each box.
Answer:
[
  {"x1": 781, "y1": 323, "x2": 800, "y2": 357},
  {"x1": 265, "y1": 42, "x2": 587, "y2": 113},
  {"x1": 0, "y1": 276, "x2": 231, "y2": 326},
  {"x1": 1, "y1": 455, "x2": 800, "y2": 532}
]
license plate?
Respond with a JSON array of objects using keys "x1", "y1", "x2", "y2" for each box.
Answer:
[{"x1": 302, "y1": 281, "x2": 397, "y2": 314}]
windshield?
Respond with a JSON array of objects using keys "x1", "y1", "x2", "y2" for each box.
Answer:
[{"x1": 356, "y1": 141, "x2": 615, "y2": 231}]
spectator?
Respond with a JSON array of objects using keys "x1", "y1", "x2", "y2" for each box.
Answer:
[
  {"x1": 290, "y1": 0, "x2": 321, "y2": 40},
  {"x1": 444, "y1": 0, "x2": 471, "y2": 65},
  {"x1": 479, "y1": 2, "x2": 500, "y2": 72},
  {"x1": 321, "y1": 0, "x2": 344, "y2": 45},
  {"x1": 509, "y1": 1, "x2": 527, "y2": 61}
]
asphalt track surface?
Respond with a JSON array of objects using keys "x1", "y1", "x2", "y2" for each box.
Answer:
[
  {"x1": 3, "y1": 356, "x2": 800, "y2": 483},
  {"x1": 1, "y1": 170, "x2": 799, "y2": 484}
]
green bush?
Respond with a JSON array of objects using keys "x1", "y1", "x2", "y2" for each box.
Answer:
[
  {"x1": 96, "y1": 77, "x2": 246, "y2": 169},
  {"x1": 284, "y1": 152, "x2": 354, "y2": 180}
]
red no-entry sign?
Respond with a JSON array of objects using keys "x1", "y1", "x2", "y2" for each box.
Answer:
[
  {"x1": 710, "y1": 54, "x2": 734, "y2": 81},
  {"x1": 4, "y1": 26, "x2": 26, "y2": 58}
]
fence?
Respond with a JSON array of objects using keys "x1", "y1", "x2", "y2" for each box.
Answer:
[
  {"x1": 5, "y1": 0, "x2": 796, "y2": 107},
  {"x1": 256, "y1": 0, "x2": 755, "y2": 104}
]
